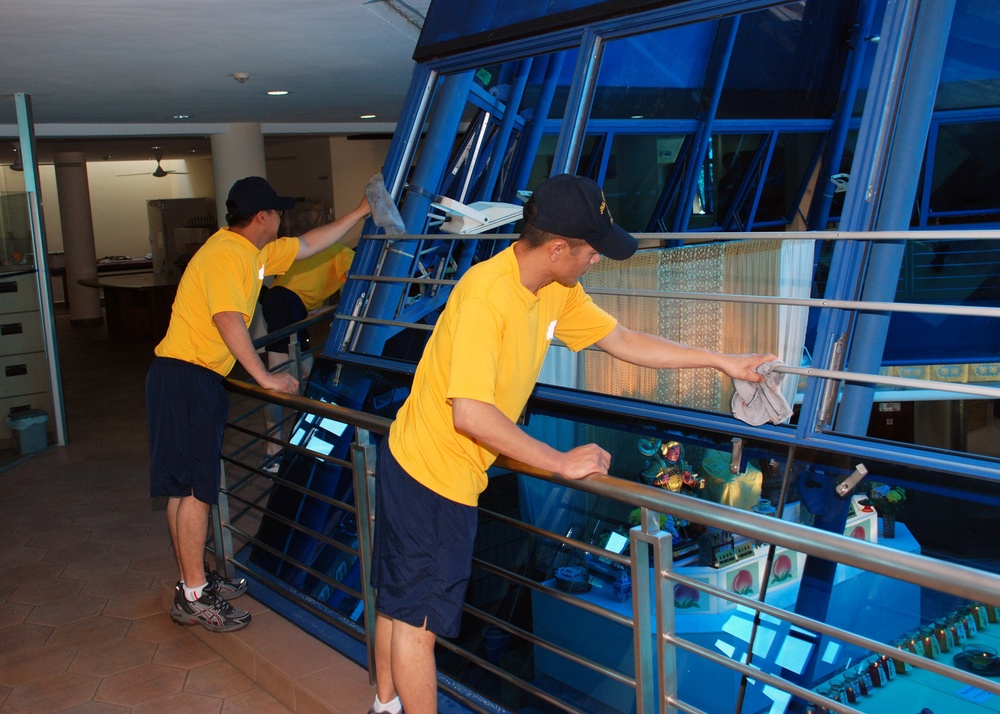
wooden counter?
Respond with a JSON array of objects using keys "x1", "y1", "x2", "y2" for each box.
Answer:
[{"x1": 77, "y1": 274, "x2": 176, "y2": 339}]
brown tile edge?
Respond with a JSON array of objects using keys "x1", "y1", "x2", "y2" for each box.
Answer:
[{"x1": 160, "y1": 580, "x2": 338, "y2": 714}]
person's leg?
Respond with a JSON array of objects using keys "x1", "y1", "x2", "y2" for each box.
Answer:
[
  {"x1": 173, "y1": 494, "x2": 209, "y2": 588},
  {"x1": 391, "y1": 617, "x2": 438, "y2": 714},
  {"x1": 375, "y1": 613, "x2": 396, "y2": 700}
]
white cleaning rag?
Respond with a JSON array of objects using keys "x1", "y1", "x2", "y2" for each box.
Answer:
[
  {"x1": 365, "y1": 173, "x2": 406, "y2": 235},
  {"x1": 731, "y1": 360, "x2": 793, "y2": 426}
]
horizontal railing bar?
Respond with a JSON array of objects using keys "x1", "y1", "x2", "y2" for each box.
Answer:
[
  {"x1": 777, "y1": 364, "x2": 1000, "y2": 399},
  {"x1": 493, "y1": 462, "x2": 1000, "y2": 607},
  {"x1": 665, "y1": 633, "x2": 861, "y2": 714},
  {"x1": 433, "y1": 638, "x2": 586, "y2": 714},
  {"x1": 667, "y1": 569, "x2": 1000, "y2": 695},
  {"x1": 472, "y1": 556, "x2": 632, "y2": 629},
  {"x1": 227, "y1": 541, "x2": 366, "y2": 644},
  {"x1": 345, "y1": 273, "x2": 1000, "y2": 319},
  {"x1": 222, "y1": 487, "x2": 359, "y2": 566},
  {"x1": 226, "y1": 523, "x2": 363, "y2": 610},
  {"x1": 462, "y1": 603, "x2": 636, "y2": 688},
  {"x1": 357, "y1": 229, "x2": 1000, "y2": 242}
]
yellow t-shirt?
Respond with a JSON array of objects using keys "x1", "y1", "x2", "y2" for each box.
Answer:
[
  {"x1": 155, "y1": 228, "x2": 299, "y2": 375},
  {"x1": 272, "y1": 244, "x2": 354, "y2": 311},
  {"x1": 389, "y1": 246, "x2": 617, "y2": 506}
]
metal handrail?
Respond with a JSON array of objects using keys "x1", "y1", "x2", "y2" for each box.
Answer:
[{"x1": 217, "y1": 381, "x2": 1000, "y2": 714}]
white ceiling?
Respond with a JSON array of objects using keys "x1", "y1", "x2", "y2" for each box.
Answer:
[{"x1": 0, "y1": 0, "x2": 430, "y2": 164}]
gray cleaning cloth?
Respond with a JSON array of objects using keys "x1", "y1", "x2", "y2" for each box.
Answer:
[
  {"x1": 365, "y1": 173, "x2": 406, "y2": 235},
  {"x1": 731, "y1": 360, "x2": 794, "y2": 426}
]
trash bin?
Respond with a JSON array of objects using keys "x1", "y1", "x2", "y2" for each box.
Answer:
[{"x1": 5, "y1": 409, "x2": 49, "y2": 454}]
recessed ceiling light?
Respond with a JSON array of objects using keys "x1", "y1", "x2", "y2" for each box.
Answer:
[
  {"x1": 267, "y1": 90, "x2": 289, "y2": 96},
  {"x1": 360, "y1": 114, "x2": 377, "y2": 120}
]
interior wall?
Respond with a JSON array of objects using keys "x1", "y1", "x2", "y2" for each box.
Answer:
[
  {"x1": 40, "y1": 156, "x2": 215, "y2": 260},
  {"x1": 328, "y1": 135, "x2": 392, "y2": 247},
  {"x1": 6, "y1": 134, "x2": 391, "y2": 264}
]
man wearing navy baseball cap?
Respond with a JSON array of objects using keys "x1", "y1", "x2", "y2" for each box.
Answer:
[
  {"x1": 147, "y1": 176, "x2": 370, "y2": 634},
  {"x1": 368, "y1": 174, "x2": 775, "y2": 714}
]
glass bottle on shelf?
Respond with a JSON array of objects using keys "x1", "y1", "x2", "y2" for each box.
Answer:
[
  {"x1": 867, "y1": 655, "x2": 886, "y2": 687},
  {"x1": 827, "y1": 680, "x2": 848, "y2": 705},
  {"x1": 905, "y1": 630, "x2": 926, "y2": 658},
  {"x1": 841, "y1": 672, "x2": 862, "y2": 703},
  {"x1": 891, "y1": 638, "x2": 913, "y2": 672},
  {"x1": 880, "y1": 651, "x2": 897, "y2": 679},
  {"x1": 949, "y1": 612, "x2": 968, "y2": 644},
  {"x1": 934, "y1": 618, "x2": 954, "y2": 653},
  {"x1": 919, "y1": 625, "x2": 940, "y2": 658}
]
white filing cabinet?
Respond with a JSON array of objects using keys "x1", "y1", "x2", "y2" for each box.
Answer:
[{"x1": 0, "y1": 269, "x2": 53, "y2": 446}]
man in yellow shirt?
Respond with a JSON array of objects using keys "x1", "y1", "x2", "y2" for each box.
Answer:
[
  {"x1": 146, "y1": 176, "x2": 369, "y2": 632},
  {"x1": 369, "y1": 174, "x2": 775, "y2": 714}
]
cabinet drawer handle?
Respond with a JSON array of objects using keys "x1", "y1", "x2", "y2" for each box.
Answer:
[
  {"x1": 5, "y1": 364, "x2": 28, "y2": 377},
  {"x1": 1, "y1": 323, "x2": 24, "y2": 335},
  {"x1": 0, "y1": 281, "x2": 18, "y2": 294}
]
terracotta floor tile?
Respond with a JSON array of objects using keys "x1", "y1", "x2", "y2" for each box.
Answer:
[
  {"x1": 62, "y1": 553, "x2": 133, "y2": 581},
  {"x1": 127, "y1": 612, "x2": 190, "y2": 644},
  {"x1": 9, "y1": 574, "x2": 86, "y2": 605},
  {"x1": 82, "y1": 569, "x2": 155, "y2": 599},
  {"x1": 104, "y1": 586, "x2": 164, "y2": 621},
  {"x1": 220, "y1": 686, "x2": 294, "y2": 713},
  {"x1": 47, "y1": 615, "x2": 131, "y2": 649},
  {"x1": 87, "y1": 523, "x2": 156, "y2": 544},
  {"x1": 0, "y1": 560, "x2": 66, "y2": 586},
  {"x1": 297, "y1": 658, "x2": 375, "y2": 714},
  {"x1": 1, "y1": 671, "x2": 100, "y2": 713},
  {"x1": 42, "y1": 538, "x2": 112, "y2": 565},
  {"x1": 104, "y1": 535, "x2": 174, "y2": 560},
  {"x1": 0, "y1": 644, "x2": 76, "y2": 687},
  {"x1": 153, "y1": 633, "x2": 222, "y2": 670},
  {"x1": 25, "y1": 524, "x2": 91, "y2": 550},
  {"x1": 0, "y1": 600, "x2": 32, "y2": 627},
  {"x1": 58, "y1": 701, "x2": 131, "y2": 713},
  {"x1": 258, "y1": 631, "x2": 344, "y2": 679},
  {"x1": 131, "y1": 690, "x2": 226, "y2": 713},
  {"x1": 94, "y1": 663, "x2": 187, "y2": 706},
  {"x1": 69, "y1": 638, "x2": 158, "y2": 677},
  {"x1": 1, "y1": 621, "x2": 55, "y2": 654},
  {"x1": 184, "y1": 659, "x2": 256, "y2": 698},
  {"x1": 25, "y1": 592, "x2": 107, "y2": 626}
]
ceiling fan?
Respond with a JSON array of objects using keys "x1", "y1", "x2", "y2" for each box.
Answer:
[{"x1": 117, "y1": 147, "x2": 187, "y2": 178}]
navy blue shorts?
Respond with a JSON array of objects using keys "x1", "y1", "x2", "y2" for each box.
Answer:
[
  {"x1": 261, "y1": 285, "x2": 309, "y2": 354},
  {"x1": 146, "y1": 357, "x2": 229, "y2": 505},
  {"x1": 371, "y1": 438, "x2": 478, "y2": 637}
]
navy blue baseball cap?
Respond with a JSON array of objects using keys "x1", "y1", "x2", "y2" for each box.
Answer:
[
  {"x1": 530, "y1": 174, "x2": 638, "y2": 260},
  {"x1": 226, "y1": 176, "x2": 296, "y2": 215}
]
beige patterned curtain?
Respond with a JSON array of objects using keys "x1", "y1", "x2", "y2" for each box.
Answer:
[{"x1": 577, "y1": 239, "x2": 813, "y2": 414}]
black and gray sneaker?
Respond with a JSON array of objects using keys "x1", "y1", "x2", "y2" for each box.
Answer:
[
  {"x1": 204, "y1": 562, "x2": 248, "y2": 600},
  {"x1": 171, "y1": 582, "x2": 251, "y2": 632}
]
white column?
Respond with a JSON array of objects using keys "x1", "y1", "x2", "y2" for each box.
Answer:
[
  {"x1": 210, "y1": 123, "x2": 267, "y2": 225},
  {"x1": 54, "y1": 152, "x2": 102, "y2": 325}
]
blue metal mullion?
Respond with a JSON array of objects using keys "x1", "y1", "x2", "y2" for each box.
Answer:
[
  {"x1": 507, "y1": 51, "x2": 565, "y2": 198},
  {"x1": 673, "y1": 15, "x2": 739, "y2": 232},
  {"x1": 478, "y1": 58, "x2": 533, "y2": 201},
  {"x1": 835, "y1": 0, "x2": 958, "y2": 435},
  {"x1": 809, "y1": 0, "x2": 880, "y2": 230},
  {"x1": 353, "y1": 71, "x2": 475, "y2": 357},
  {"x1": 743, "y1": 131, "x2": 779, "y2": 232},
  {"x1": 552, "y1": 27, "x2": 603, "y2": 176}
]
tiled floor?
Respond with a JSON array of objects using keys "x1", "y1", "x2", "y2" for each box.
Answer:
[{"x1": 0, "y1": 309, "x2": 376, "y2": 713}]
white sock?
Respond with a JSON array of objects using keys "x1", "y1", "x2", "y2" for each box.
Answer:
[
  {"x1": 372, "y1": 695, "x2": 402, "y2": 714},
  {"x1": 183, "y1": 582, "x2": 206, "y2": 602}
]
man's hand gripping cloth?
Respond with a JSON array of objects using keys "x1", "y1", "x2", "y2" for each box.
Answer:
[
  {"x1": 365, "y1": 173, "x2": 406, "y2": 235},
  {"x1": 731, "y1": 360, "x2": 794, "y2": 426}
]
